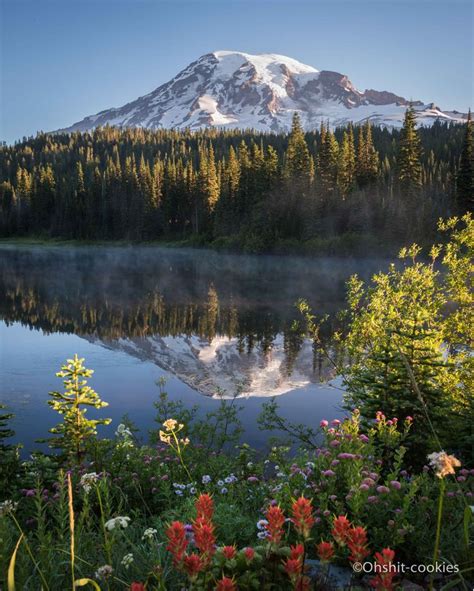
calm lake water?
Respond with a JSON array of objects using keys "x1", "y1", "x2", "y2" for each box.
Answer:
[{"x1": 0, "y1": 245, "x2": 390, "y2": 453}]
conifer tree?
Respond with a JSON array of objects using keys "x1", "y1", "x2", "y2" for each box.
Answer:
[
  {"x1": 356, "y1": 122, "x2": 378, "y2": 187},
  {"x1": 47, "y1": 354, "x2": 111, "y2": 462},
  {"x1": 338, "y1": 125, "x2": 356, "y2": 196},
  {"x1": 33, "y1": 164, "x2": 56, "y2": 231},
  {"x1": 285, "y1": 113, "x2": 313, "y2": 183},
  {"x1": 318, "y1": 125, "x2": 339, "y2": 194},
  {"x1": 457, "y1": 110, "x2": 473, "y2": 211},
  {"x1": 397, "y1": 107, "x2": 423, "y2": 196}
]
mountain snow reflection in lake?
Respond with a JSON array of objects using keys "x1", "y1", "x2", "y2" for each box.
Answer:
[{"x1": 0, "y1": 245, "x2": 390, "y2": 451}]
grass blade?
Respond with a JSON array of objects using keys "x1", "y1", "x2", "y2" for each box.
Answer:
[
  {"x1": 7, "y1": 533, "x2": 24, "y2": 591},
  {"x1": 74, "y1": 578, "x2": 101, "y2": 590}
]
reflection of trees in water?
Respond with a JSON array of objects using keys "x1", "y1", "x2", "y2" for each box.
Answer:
[{"x1": 0, "y1": 247, "x2": 348, "y2": 372}]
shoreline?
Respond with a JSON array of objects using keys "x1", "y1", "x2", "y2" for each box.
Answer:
[{"x1": 0, "y1": 232, "x2": 406, "y2": 258}]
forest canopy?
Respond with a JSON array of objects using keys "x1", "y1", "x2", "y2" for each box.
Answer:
[{"x1": 0, "y1": 110, "x2": 472, "y2": 252}]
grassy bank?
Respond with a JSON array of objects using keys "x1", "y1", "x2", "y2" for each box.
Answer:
[{"x1": 0, "y1": 231, "x2": 397, "y2": 258}]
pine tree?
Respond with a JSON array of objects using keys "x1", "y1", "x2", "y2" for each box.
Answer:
[
  {"x1": 205, "y1": 144, "x2": 220, "y2": 212},
  {"x1": 342, "y1": 246, "x2": 455, "y2": 461},
  {"x1": 318, "y1": 125, "x2": 339, "y2": 194},
  {"x1": 338, "y1": 125, "x2": 356, "y2": 196},
  {"x1": 47, "y1": 354, "x2": 111, "y2": 462},
  {"x1": 74, "y1": 161, "x2": 87, "y2": 237},
  {"x1": 33, "y1": 164, "x2": 56, "y2": 231},
  {"x1": 356, "y1": 122, "x2": 379, "y2": 187},
  {"x1": 285, "y1": 113, "x2": 314, "y2": 183},
  {"x1": 457, "y1": 110, "x2": 473, "y2": 211},
  {"x1": 397, "y1": 107, "x2": 423, "y2": 197},
  {"x1": 365, "y1": 122, "x2": 379, "y2": 184}
]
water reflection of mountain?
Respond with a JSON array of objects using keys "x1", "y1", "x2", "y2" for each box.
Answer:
[{"x1": 0, "y1": 245, "x2": 388, "y2": 396}]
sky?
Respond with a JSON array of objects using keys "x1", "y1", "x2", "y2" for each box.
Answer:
[{"x1": 1, "y1": 0, "x2": 472, "y2": 143}]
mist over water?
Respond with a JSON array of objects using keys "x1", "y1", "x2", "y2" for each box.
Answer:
[{"x1": 0, "y1": 244, "x2": 391, "y2": 452}]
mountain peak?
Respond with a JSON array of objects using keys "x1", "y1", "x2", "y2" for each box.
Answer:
[{"x1": 59, "y1": 51, "x2": 467, "y2": 134}]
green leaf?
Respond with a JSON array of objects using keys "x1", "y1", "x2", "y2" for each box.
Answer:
[{"x1": 463, "y1": 505, "x2": 472, "y2": 549}]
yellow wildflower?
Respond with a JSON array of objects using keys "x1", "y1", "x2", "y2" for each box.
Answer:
[{"x1": 427, "y1": 451, "x2": 461, "y2": 478}]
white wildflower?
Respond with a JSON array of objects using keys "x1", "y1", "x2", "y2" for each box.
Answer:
[
  {"x1": 220, "y1": 487, "x2": 228, "y2": 494},
  {"x1": 142, "y1": 527, "x2": 157, "y2": 541},
  {"x1": 95, "y1": 564, "x2": 113, "y2": 580},
  {"x1": 202, "y1": 475, "x2": 211, "y2": 484},
  {"x1": 104, "y1": 516, "x2": 131, "y2": 531},
  {"x1": 0, "y1": 500, "x2": 18, "y2": 516},
  {"x1": 121, "y1": 553, "x2": 134, "y2": 569},
  {"x1": 80, "y1": 472, "x2": 99, "y2": 494},
  {"x1": 115, "y1": 423, "x2": 132, "y2": 438}
]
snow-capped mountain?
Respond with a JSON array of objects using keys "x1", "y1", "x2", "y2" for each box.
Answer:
[
  {"x1": 61, "y1": 50, "x2": 466, "y2": 133},
  {"x1": 91, "y1": 333, "x2": 336, "y2": 398}
]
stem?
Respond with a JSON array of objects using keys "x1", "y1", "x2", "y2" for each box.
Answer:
[
  {"x1": 171, "y1": 430, "x2": 192, "y2": 481},
  {"x1": 430, "y1": 478, "x2": 445, "y2": 590},
  {"x1": 96, "y1": 486, "x2": 112, "y2": 565},
  {"x1": 10, "y1": 514, "x2": 50, "y2": 591},
  {"x1": 67, "y1": 474, "x2": 75, "y2": 591}
]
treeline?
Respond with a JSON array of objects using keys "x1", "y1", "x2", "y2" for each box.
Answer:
[{"x1": 0, "y1": 109, "x2": 472, "y2": 249}]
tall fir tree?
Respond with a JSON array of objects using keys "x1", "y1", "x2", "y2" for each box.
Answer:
[
  {"x1": 397, "y1": 107, "x2": 423, "y2": 197},
  {"x1": 318, "y1": 125, "x2": 339, "y2": 194},
  {"x1": 456, "y1": 110, "x2": 473, "y2": 211},
  {"x1": 338, "y1": 125, "x2": 356, "y2": 197},
  {"x1": 284, "y1": 113, "x2": 314, "y2": 183}
]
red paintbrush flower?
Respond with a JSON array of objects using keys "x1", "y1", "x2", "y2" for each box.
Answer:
[
  {"x1": 290, "y1": 543, "x2": 305, "y2": 561},
  {"x1": 284, "y1": 558, "x2": 303, "y2": 578},
  {"x1": 183, "y1": 553, "x2": 204, "y2": 579},
  {"x1": 165, "y1": 520, "x2": 188, "y2": 565},
  {"x1": 193, "y1": 516, "x2": 216, "y2": 562},
  {"x1": 370, "y1": 548, "x2": 396, "y2": 590},
  {"x1": 215, "y1": 576, "x2": 237, "y2": 591},
  {"x1": 222, "y1": 545, "x2": 237, "y2": 560},
  {"x1": 195, "y1": 493, "x2": 214, "y2": 522},
  {"x1": 265, "y1": 505, "x2": 286, "y2": 544},
  {"x1": 130, "y1": 584, "x2": 145, "y2": 591},
  {"x1": 331, "y1": 515, "x2": 352, "y2": 546},
  {"x1": 284, "y1": 544, "x2": 305, "y2": 587},
  {"x1": 347, "y1": 526, "x2": 370, "y2": 562},
  {"x1": 316, "y1": 540, "x2": 334, "y2": 562},
  {"x1": 291, "y1": 496, "x2": 315, "y2": 539},
  {"x1": 243, "y1": 547, "x2": 255, "y2": 561}
]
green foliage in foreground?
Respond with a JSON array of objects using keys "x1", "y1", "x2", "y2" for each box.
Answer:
[
  {"x1": 46, "y1": 355, "x2": 112, "y2": 463},
  {"x1": 299, "y1": 214, "x2": 474, "y2": 464},
  {"x1": 0, "y1": 215, "x2": 473, "y2": 589},
  {"x1": 0, "y1": 404, "x2": 473, "y2": 590}
]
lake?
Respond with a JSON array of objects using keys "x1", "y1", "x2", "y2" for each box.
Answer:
[{"x1": 0, "y1": 244, "x2": 390, "y2": 454}]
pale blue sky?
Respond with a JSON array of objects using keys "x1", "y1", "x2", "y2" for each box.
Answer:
[{"x1": 1, "y1": 0, "x2": 472, "y2": 143}]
